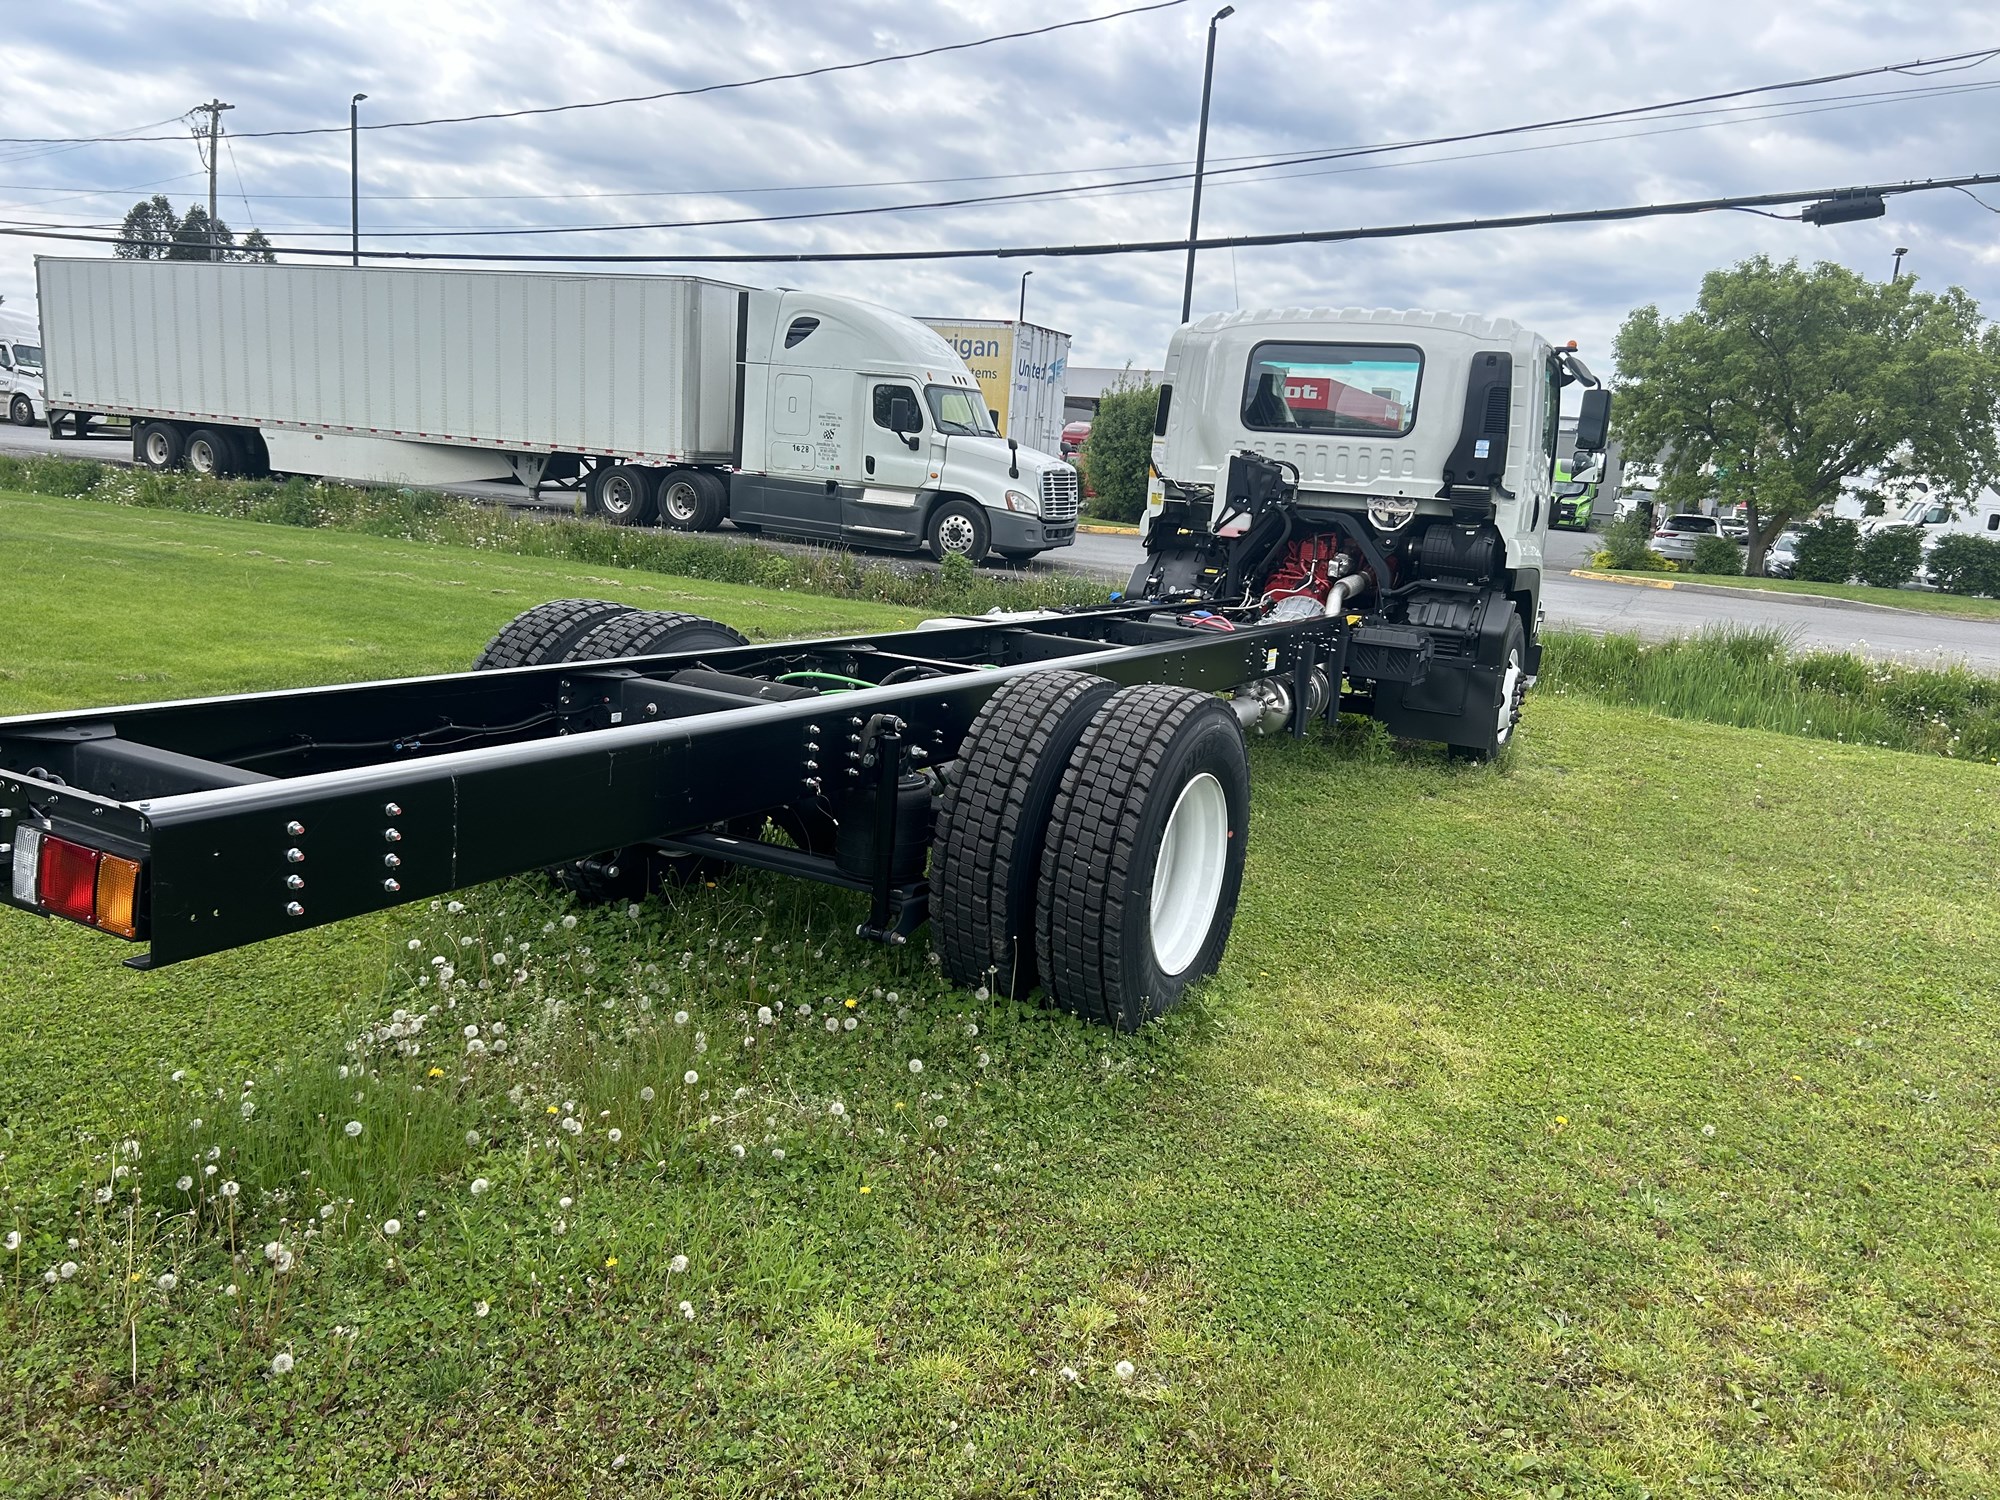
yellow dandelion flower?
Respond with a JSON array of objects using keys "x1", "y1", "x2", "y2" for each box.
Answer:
[
  {"x1": 604, "y1": 1256, "x2": 618, "y2": 1269},
  {"x1": 1555, "y1": 1115, "x2": 1568, "y2": 1126},
  {"x1": 859, "y1": 1185, "x2": 872, "y2": 1195},
  {"x1": 894, "y1": 1101, "x2": 906, "y2": 1112},
  {"x1": 546, "y1": 1105, "x2": 559, "y2": 1115},
  {"x1": 844, "y1": 997, "x2": 858, "y2": 1010},
  {"x1": 427, "y1": 1067, "x2": 445, "y2": 1079}
]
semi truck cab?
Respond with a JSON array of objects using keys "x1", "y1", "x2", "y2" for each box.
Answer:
[{"x1": 0, "y1": 324, "x2": 43, "y2": 428}]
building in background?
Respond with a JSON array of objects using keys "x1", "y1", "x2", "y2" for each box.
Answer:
[
  {"x1": 1064, "y1": 364, "x2": 1163, "y2": 427},
  {"x1": 919, "y1": 319, "x2": 1071, "y2": 456}
]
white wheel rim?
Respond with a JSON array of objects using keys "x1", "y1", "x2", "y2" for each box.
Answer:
[
  {"x1": 146, "y1": 433, "x2": 170, "y2": 465},
  {"x1": 1150, "y1": 772, "x2": 1229, "y2": 975},
  {"x1": 664, "y1": 482, "x2": 697, "y2": 521},
  {"x1": 189, "y1": 441, "x2": 214, "y2": 474},
  {"x1": 937, "y1": 513, "x2": 977, "y2": 554},
  {"x1": 603, "y1": 476, "x2": 636, "y2": 515},
  {"x1": 1495, "y1": 647, "x2": 1523, "y2": 745}
]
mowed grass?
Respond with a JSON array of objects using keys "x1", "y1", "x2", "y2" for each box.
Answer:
[
  {"x1": 1602, "y1": 568, "x2": 2000, "y2": 621},
  {"x1": 0, "y1": 489, "x2": 920, "y2": 711},
  {"x1": 3, "y1": 502, "x2": 2000, "y2": 1495}
]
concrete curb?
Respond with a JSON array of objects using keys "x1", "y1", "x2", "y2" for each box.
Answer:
[
  {"x1": 1568, "y1": 569, "x2": 1951, "y2": 619},
  {"x1": 1076, "y1": 523, "x2": 1137, "y2": 535}
]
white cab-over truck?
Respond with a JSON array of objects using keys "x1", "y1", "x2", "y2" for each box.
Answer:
[
  {"x1": 0, "y1": 307, "x2": 43, "y2": 427},
  {"x1": 34, "y1": 259, "x2": 1080, "y2": 564},
  {"x1": 1132, "y1": 307, "x2": 1609, "y2": 757}
]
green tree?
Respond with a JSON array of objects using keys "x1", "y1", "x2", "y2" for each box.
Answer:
[
  {"x1": 1079, "y1": 372, "x2": 1157, "y2": 523},
  {"x1": 1612, "y1": 256, "x2": 2000, "y2": 576},
  {"x1": 115, "y1": 196, "x2": 275, "y2": 263}
]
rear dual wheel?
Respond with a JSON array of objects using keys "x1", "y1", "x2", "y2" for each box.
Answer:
[
  {"x1": 932, "y1": 674, "x2": 1250, "y2": 1029},
  {"x1": 586, "y1": 463, "x2": 657, "y2": 526},
  {"x1": 659, "y1": 468, "x2": 727, "y2": 532}
]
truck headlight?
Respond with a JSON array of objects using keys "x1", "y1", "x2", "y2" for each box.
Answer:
[{"x1": 1003, "y1": 488, "x2": 1040, "y2": 514}]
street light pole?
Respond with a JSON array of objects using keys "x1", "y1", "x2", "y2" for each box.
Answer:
[
  {"x1": 1018, "y1": 269, "x2": 1033, "y2": 323},
  {"x1": 1891, "y1": 245, "x2": 1909, "y2": 282},
  {"x1": 1179, "y1": 5, "x2": 1233, "y2": 325},
  {"x1": 351, "y1": 94, "x2": 368, "y2": 268}
]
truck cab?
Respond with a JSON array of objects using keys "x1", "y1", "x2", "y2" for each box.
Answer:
[
  {"x1": 732, "y1": 292, "x2": 1079, "y2": 564},
  {"x1": 0, "y1": 319, "x2": 43, "y2": 428},
  {"x1": 1135, "y1": 307, "x2": 1609, "y2": 756}
]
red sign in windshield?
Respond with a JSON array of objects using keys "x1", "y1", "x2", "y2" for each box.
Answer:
[{"x1": 1280, "y1": 375, "x2": 1405, "y2": 431}]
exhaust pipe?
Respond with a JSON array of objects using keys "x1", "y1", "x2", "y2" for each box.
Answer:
[{"x1": 1324, "y1": 570, "x2": 1371, "y2": 616}]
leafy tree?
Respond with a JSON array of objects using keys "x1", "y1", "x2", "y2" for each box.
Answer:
[
  {"x1": 1853, "y1": 525, "x2": 1923, "y2": 589},
  {"x1": 1612, "y1": 256, "x2": 2000, "y2": 576},
  {"x1": 1079, "y1": 372, "x2": 1157, "y2": 523},
  {"x1": 115, "y1": 196, "x2": 274, "y2": 263}
]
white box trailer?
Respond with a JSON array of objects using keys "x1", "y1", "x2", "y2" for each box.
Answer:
[
  {"x1": 920, "y1": 318, "x2": 1071, "y2": 456},
  {"x1": 37, "y1": 259, "x2": 1079, "y2": 563}
]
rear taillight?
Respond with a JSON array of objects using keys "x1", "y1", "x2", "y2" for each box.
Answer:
[{"x1": 11, "y1": 829, "x2": 144, "y2": 937}]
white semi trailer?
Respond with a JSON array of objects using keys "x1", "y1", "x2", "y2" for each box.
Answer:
[{"x1": 35, "y1": 259, "x2": 1080, "y2": 565}]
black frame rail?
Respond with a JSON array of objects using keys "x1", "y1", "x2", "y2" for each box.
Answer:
[{"x1": 0, "y1": 605, "x2": 1344, "y2": 968}]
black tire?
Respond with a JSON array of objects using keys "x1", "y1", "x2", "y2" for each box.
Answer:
[
  {"x1": 565, "y1": 609, "x2": 749, "y2": 662},
  {"x1": 1449, "y1": 610, "x2": 1528, "y2": 764},
  {"x1": 587, "y1": 463, "x2": 657, "y2": 526},
  {"x1": 135, "y1": 421, "x2": 183, "y2": 471},
  {"x1": 658, "y1": 468, "x2": 726, "y2": 531},
  {"x1": 1036, "y1": 686, "x2": 1251, "y2": 1031},
  {"x1": 926, "y1": 498, "x2": 991, "y2": 564},
  {"x1": 931, "y1": 670, "x2": 1119, "y2": 1000},
  {"x1": 471, "y1": 599, "x2": 638, "y2": 672},
  {"x1": 183, "y1": 428, "x2": 239, "y2": 479},
  {"x1": 8, "y1": 394, "x2": 32, "y2": 428}
]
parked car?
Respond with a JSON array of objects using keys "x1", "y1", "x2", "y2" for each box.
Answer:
[
  {"x1": 1764, "y1": 530, "x2": 1801, "y2": 578},
  {"x1": 1060, "y1": 420, "x2": 1091, "y2": 460},
  {"x1": 1650, "y1": 512, "x2": 1738, "y2": 562}
]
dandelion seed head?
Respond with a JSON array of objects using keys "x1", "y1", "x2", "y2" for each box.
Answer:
[
  {"x1": 757, "y1": 1006, "x2": 773, "y2": 1025},
  {"x1": 344, "y1": 1120, "x2": 363, "y2": 1139},
  {"x1": 828, "y1": 1101, "x2": 845, "y2": 1118},
  {"x1": 1059, "y1": 1365, "x2": 1079, "y2": 1383},
  {"x1": 673, "y1": 1011, "x2": 689, "y2": 1026},
  {"x1": 1115, "y1": 1360, "x2": 1135, "y2": 1381},
  {"x1": 842, "y1": 1016, "x2": 856, "y2": 1031},
  {"x1": 639, "y1": 1086, "x2": 655, "y2": 1104},
  {"x1": 908, "y1": 1059, "x2": 924, "y2": 1074},
  {"x1": 382, "y1": 1218, "x2": 402, "y2": 1237},
  {"x1": 469, "y1": 1177, "x2": 490, "y2": 1196},
  {"x1": 408, "y1": 938, "x2": 422, "y2": 951},
  {"x1": 59, "y1": 1261, "x2": 78, "y2": 1279},
  {"x1": 771, "y1": 1148, "x2": 786, "y2": 1161},
  {"x1": 447, "y1": 901, "x2": 465, "y2": 915},
  {"x1": 2, "y1": 1231, "x2": 18, "y2": 1252},
  {"x1": 561, "y1": 915, "x2": 578, "y2": 930},
  {"x1": 270, "y1": 1352, "x2": 295, "y2": 1376},
  {"x1": 729, "y1": 1144, "x2": 745, "y2": 1159},
  {"x1": 683, "y1": 1070, "x2": 699, "y2": 1086},
  {"x1": 679, "y1": 1299, "x2": 695, "y2": 1320},
  {"x1": 560, "y1": 1116, "x2": 583, "y2": 1135},
  {"x1": 218, "y1": 1180, "x2": 239, "y2": 1198},
  {"x1": 240, "y1": 1100, "x2": 256, "y2": 1119},
  {"x1": 319, "y1": 1204, "x2": 335, "y2": 1220},
  {"x1": 607, "y1": 1129, "x2": 622, "y2": 1144}
]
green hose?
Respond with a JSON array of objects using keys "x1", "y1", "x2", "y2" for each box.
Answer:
[{"x1": 774, "y1": 670, "x2": 878, "y2": 690}]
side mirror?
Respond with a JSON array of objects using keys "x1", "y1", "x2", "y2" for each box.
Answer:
[
  {"x1": 1573, "y1": 388, "x2": 1612, "y2": 451},
  {"x1": 1007, "y1": 436, "x2": 1019, "y2": 480},
  {"x1": 989, "y1": 409, "x2": 1001, "y2": 429}
]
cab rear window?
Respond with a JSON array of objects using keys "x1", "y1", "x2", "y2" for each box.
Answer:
[{"x1": 1241, "y1": 342, "x2": 1421, "y2": 438}]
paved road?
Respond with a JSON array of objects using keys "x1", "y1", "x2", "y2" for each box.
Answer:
[{"x1": 5, "y1": 426, "x2": 1993, "y2": 669}]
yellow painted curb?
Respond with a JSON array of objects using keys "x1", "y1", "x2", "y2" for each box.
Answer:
[
  {"x1": 1571, "y1": 568, "x2": 1676, "y2": 590},
  {"x1": 1076, "y1": 523, "x2": 1138, "y2": 535}
]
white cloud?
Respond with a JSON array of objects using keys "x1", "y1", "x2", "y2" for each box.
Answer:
[{"x1": 2, "y1": 0, "x2": 1993, "y2": 375}]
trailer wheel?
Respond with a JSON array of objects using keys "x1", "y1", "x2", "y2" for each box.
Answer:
[
  {"x1": 926, "y1": 499, "x2": 991, "y2": 564},
  {"x1": 659, "y1": 469, "x2": 726, "y2": 532},
  {"x1": 8, "y1": 395, "x2": 32, "y2": 428},
  {"x1": 587, "y1": 463, "x2": 657, "y2": 526},
  {"x1": 1036, "y1": 685, "x2": 1250, "y2": 1030},
  {"x1": 931, "y1": 669, "x2": 1118, "y2": 1000},
  {"x1": 135, "y1": 421, "x2": 183, "y2": 471},
  {"x1": 566, "y1": 609, "x2": 749, "y2": 662},
  {"x1": 471, "y1": 599, "x2": 638, "y2": 671},
  {"x1": 184, "y1": 428, "x2": 240, "y2": 479}
]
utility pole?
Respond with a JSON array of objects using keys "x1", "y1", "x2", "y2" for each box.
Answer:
[
  {"x1": 1179, "y1": 7, "x2": 1234, "y2": 324},
  {"x1": 192, "y1": 100, "x2": 234, "y2": 262},
  {"x1": 351, "y1": 94, "x2": 368, "y2": 268}
]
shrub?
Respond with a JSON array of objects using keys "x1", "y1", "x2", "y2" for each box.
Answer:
[
  {"x1": 1598, "y1": 511, "x2": 1663, "y2": 570},
  {"x1": 1927, "y1": 534, "x2": 2000, "y2": 597},
  {"x1": 1792, "y1": 518, "x2": 1859, "y2": 583},
  {"x1": 1853, "y1": 525, "x2": 1922, "y2": 589},
  {"x1": 1690, "y1": 534, "x2": 1744, "y2": 577},
  {"x1": 1079, "y1": 376, "x2": 1157, "y2": 523}
]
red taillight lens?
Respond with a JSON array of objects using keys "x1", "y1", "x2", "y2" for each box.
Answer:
[{"x1": 37, "y1": 836, "x2": 101, "y2": 924}]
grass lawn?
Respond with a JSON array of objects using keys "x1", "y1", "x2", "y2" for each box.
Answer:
[
  {"x1": 5, "y1": 499, "x2": 2000, "y2": 1495},
  {"x1": 1602, "y1": 568, "x2": 2000, "y2": 621}
]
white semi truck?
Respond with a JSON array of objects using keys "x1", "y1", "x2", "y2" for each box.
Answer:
[
  {"x1": 34, "y1": 259, "x2": 1080, "y2": 565},
  {"x1": 1132, "y1": 307, "x2": 1609, "y2": 757},
  {"x1": 0, "y1": 305, "x2": 44, "y2": 427}
]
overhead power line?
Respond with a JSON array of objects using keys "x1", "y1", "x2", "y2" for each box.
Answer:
[
  {"x1": 4, "y1": 171, "x2": 1996, "y2": 264},
  {"x1": 0, "y1": 0, "x2": 1195, "y2": 145}
]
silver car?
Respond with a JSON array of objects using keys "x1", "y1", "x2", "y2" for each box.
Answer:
[
  {"x1": 1764, "y1": 530, "x2": 1801, "y2": 578},
  {"x1": 1650, "y1": 513, "x2": 1731, "y2": 562}
]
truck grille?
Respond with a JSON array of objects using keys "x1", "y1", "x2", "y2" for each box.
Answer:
[{"x1": 1041, "y1": 468, "x2": 1080, "y2": 522}]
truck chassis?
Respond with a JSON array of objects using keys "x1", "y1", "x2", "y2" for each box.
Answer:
[{"x1": 1, "y1": 598, "x2": 1359, "y2": 1026}]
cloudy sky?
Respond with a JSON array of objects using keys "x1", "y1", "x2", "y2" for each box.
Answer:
[{"x1": 2, "y1": 0, "x2": 1994, "y2": 379}]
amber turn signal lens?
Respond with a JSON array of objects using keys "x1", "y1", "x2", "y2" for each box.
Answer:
[{"x1": 95, "y1": 854, "x2": 143, "y2": 939}]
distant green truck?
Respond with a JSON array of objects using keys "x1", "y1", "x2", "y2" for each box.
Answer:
[{"x1": 1550, "y1": 457, "x2": 1599, "y2": 530}]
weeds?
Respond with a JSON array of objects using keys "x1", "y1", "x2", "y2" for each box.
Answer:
[{"x1": 1540, "y1": 624, "x2": 2000, "y2": 758}]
